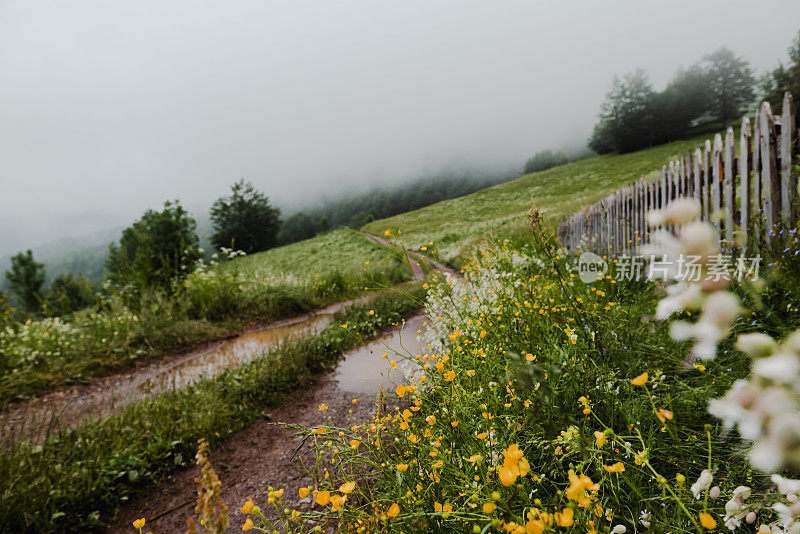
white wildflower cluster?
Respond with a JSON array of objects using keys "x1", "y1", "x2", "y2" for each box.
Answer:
[
  {"x1": 652, "y1": 199, "x2": 800, "y2": 532},
  {"x1": 643, "y1": 198, "x2": 743, "y2": 360}
]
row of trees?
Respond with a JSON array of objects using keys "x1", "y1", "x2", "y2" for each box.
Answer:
[{"x1": 589, "y1": 47, "x2": 756, "y2": 154}]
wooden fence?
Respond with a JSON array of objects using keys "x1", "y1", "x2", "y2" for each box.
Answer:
[{"x1": 557, "y1": 92, "x2": 798, "y2": 254}]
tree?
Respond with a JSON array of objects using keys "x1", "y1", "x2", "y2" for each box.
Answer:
[
  {"x1": 106, "y1": 200, "x2": 200, "y2": 291},
  {"x1": 210, "y1": 180, "x2": 281, "y2": 254},
  {"x1": 277, "y1": 212, "x2": 319, "y2": 245},
  {"x1": 523, "y1": 149, "x2": 569, "y2": 174},
  {"x1": 702, "y1": 47, "x2": 755, "y2": 125},
  {"x1": 348, "y1": 211, "x2": 374, "y2": 229},
  {"x1": 593, "y1": 70, "x2": 658, "y2": 153},
  {"x1": 44, "y1": 273, "x2": 96, "y2": 316},
  {"x1": 4, "y1": 250, "x2": 45, "y2": 312},
  {"x1": 762, "y1": 30, "x2": 800, "y2": 111}
]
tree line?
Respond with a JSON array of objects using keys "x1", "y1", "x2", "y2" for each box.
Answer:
[
  {"x1": 2, "y1": 170, "x2": 515, "y2": 318},
  {"x1": 586, "y1": 31, "x2": 799, "y2": 155}
]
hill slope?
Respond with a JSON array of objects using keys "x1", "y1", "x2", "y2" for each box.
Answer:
[{"x1": 363, "y1": 135, "x2": 711, "y2": 265}]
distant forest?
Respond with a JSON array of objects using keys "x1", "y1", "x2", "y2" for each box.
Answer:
[{"x1": 276, "y1": 169, "x2": 518, "y2": 245}]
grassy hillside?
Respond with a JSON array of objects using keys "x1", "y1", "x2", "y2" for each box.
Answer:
[
  {"x1": 226, "y1": 228, "x2": 407, "y2": 287},
  {"x1": 363, "y1": 135, "x2": 711, "y2": 265}
]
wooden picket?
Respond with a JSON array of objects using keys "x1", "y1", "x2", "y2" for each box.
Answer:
[{"x1": 557, "y1": 93, "x2": 797, "y2": 254}]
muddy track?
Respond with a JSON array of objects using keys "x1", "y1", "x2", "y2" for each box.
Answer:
[{"x1": 1, "y1": 233, "x2": 454, "y2": 443}]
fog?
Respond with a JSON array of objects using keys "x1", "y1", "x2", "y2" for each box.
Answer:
[{"x1": 1, "y1": 0, "x2": 799, "y2": 256}]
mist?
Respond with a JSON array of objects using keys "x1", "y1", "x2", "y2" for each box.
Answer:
[{"x1": 1, "y1": 0, "x2": 799, "y2": 256}]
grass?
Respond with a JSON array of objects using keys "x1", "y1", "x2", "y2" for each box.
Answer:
[
  {"x1": 363, "y1": 134, "x2": 716, "y2": 266},
  {"x1": 0, "y1": 287, "x2": 424, "y2": 533},
  {"x1": 0, "y1": 229, "x2": 410, "y2": 402},
  {"x1": 241, "y1": 222, "x2": 800, "y2": 533}
]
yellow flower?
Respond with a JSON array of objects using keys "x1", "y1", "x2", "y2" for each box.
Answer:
[
  {"x1": 426, "y1": 415, "x2": 436, "y2": 425},
  {"x1": 387, "y1": 503, "x2": 400, "y2": 518},
  {"x1": 369, "y1": 310, "x2": 374, "y2": 315},
  {"x1": 555, "y1": 507, "x2": 574, "y2": 527},
  {"x1": 133, "y1": 518, "x2": 146, "y2": 529},
  {"x1": 443, "y1": 370, "x2": 456, "y2": 381},
  {"x1": 315, "y1": 490, "x2": 331, "y2": 506},
  {"x1": 339, "y1": 481, "x2": 356, "y2": 494},
  {"x1": 594, "y1": 431, "x2": 606, "y2": 448},
  {"x1": 656, "y1": 408, "x2": 674, "y2": 423},
  {"x1": 396, "y1": 463, "x2": 409, "y2": 472},
  {"x1": 630, "y1": 372, "x2": 648, "y2": 386},
  {"x1": 318, "y1": 403, "x2": 328, "y2": 411},
  {"x1": 466, "y1": 369, "x2": 476, "y2": 377},
  {"x1": 396, "y1": 384, "x2": 407, "y2": 397},
  {"x1": 330, "y1": 494, "x2": 347, "y2": 511},
  {"x1": 699, "y1": 512, "x2": 717, "y2": 529},
  {"x1": 239, "y1": 499, "x2": 254, "y2": 514},
  {"x1": 350, "y1": 439, "x2": 360, "y2": 449},
  {"x1": 242, "y1": 518, "x2": 254, "y2": 531},
  {"x1": 480, "y1": 330, "x2": 487, "y2": 338},
  {"x1": 525, "y1": 353, "x2": 536, "y2": 361},
  {"x1": 483, "y1": 502, "x2": 496, "y2": 514},
  {"x1": 299, "y1": 487, "x2": 310, "y2": 498},
  {"x1": 603, "y1": 462, "x2": 625, "y2": 473}
]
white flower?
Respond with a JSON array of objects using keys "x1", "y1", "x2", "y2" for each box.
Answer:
[
  {"x1": 663, "y1": 198, "x2": 701, "y2": 225},
  {"x1": 691, "y1": 470, "x2": 713, "y2": 499},
  {"x1": 702, "y1": 292, "x2": 743, "y2": 330},
  {"x1": 753, "y1": 352, "x2": 800, "y2": 382},
  {"x1": 737, "y1": 333, "x2": 778, "y2": 358},
  {"x1": 611, "y1": 526, "x2": 627, "y2": 534},
  {"x1": 772, "y1": 475, "x2": 800, "y2": 495},
  {"x1": 750, "y1": 439, "x2": 784, "y2": 473}
]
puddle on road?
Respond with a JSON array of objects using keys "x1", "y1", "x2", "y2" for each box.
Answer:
[
  {"x1": 139, "y1": 313, "x2": 334, "y2": 393},
  {"x1": 333, "y1": 314, "x2": 428, "y2": 393}
]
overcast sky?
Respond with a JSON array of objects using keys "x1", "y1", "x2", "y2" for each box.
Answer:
[{"x1": 1, "y1": 1, "x2": 799, "y2": 256}]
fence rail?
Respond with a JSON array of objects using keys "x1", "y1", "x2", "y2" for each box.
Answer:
[{"x1": 557, "y1": 92, "x2": 798, "y2": 254}]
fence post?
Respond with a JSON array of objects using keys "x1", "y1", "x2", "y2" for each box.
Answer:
[
  {"x1": 694, "y1": 147, "x2": 702, "y2": 205},
  {"x1": 713, "y1": 134, "x2": 723, "y2": 240},
  {"x1": 761, "y1": 102, "x2": 780, "y2": 243},
  {"x1": 703, "y1": 140, "x2": 712, "y2": 222},
  {"x1": 724, "y1": 127, "x2": 736, "y2": 245},
  {"x1": 781, "y1": 91, "x2": 796, "y2": 225},
  {"x1": 740, "y1": 117, "x2": 752, "y2": 250}
]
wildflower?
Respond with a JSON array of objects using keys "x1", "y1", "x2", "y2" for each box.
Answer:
[
  {"x1": 555, "y1": 507, "x2": 574, "y2": 527},
  {"x1": 240, "y1": 499, "x2": 254, "y2": 513},
  {"x1": 330, "y1": 494, "x2": 347, "y2": 511},
  {"x1": 565, "y1": 470, "x2": 599, "y2": 507},
  {"x1": 603, "y1": 462, "x2": 625, "y2": 473},
  {"x1": 631, "y1": 372, "x2": 648, "y2": 386},
  {"x1": 426, "y1": 415, "x2": 436, "y2": 425},
  {"x1": 133, "y1": 518, "x2": 146, "y2": 529},
  {"x1": 443, "y1": 370, "x2": 456, "y2": 381},
  {"x1": 594, "y1": 430, "x2": 606, "y2": 447},
  {"x1": 299, "y1": 487, "x2": 310, "y2": 499},
  {"x1": 369, "y1": 310, "x2": 374, "y2": 315},
  {"x1": 480, "y1": 330, "x2": 487, "y2": 338},
  {"x1": 396, "y1": 463, "x2": 409, "y2": 472},
  {"x1": 318, "y1": 403, "x2": 328, "y2": 411},
  {"x1": 315, "y1": 490, "x2": 331, "y2": 506},
  {"x1": 691, "y1": 470, "x2": 713, "y2": 500},
  {"x1": 699, "y1": 512, "x2": 717, "y2": 529},
  {"x1": 466, "y1": 369, "x2": 476, "y2": 377},
  {"x1": 656, "y1": 408, "x2": 673, "y2": 423},
  {"x1": 483, "y1": 502, "x2": 496, "y2": 514},
  {"x1": 350, "y1": 439, "x2": 360, "y2": 449},
  {"x1": 396, "y1": 384, "x2": 407, "y2": 397},
  {"x1": 339, "y1": 481, "x2": 356, "y2": 494},
  {"x1": 387, "y1": 503, "x2": 400, "y2": 518}
]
